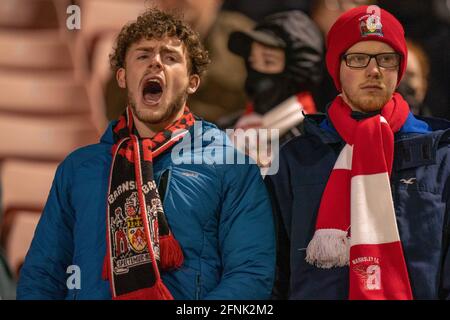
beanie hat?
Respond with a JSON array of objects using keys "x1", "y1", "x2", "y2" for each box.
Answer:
[{"x1": 326, "y1": 5, "x2": 407, "y2": 91}]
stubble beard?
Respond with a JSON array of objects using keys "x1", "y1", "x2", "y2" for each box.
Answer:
[{"x1": 343, "y1": 87, "x2": 392, "y2": 113}]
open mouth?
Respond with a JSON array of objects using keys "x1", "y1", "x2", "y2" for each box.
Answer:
[{"x1": 142, "y1": 78, "x2": 164, "y2": 105}]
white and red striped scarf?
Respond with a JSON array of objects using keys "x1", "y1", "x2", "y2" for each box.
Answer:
[{"x1": 306, "y1": 93, "x2": 413, "y2": 300}]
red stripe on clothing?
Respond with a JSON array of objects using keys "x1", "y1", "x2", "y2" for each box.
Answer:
[
  {"x1": 316, "y1": 169, "x2": 351, "y2": 231},
  {"x1": 349, "y1": 242, "x2": 413, "y2": 300},
  {"x1": 351, "y1": 118, "x2": 393, "y2": 177}
]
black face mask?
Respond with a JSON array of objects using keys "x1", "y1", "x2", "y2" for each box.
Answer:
[{"x1": 244, "y1": 67, "x2": 300, "y2": 115}]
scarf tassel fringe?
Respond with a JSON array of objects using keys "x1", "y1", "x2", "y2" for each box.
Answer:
[
  {"x1": 305, "y1": 229, "x2": 350, "y2": 269},
  {"x1": 159, "y1": 235, "x2": 184, "y2": 270}
]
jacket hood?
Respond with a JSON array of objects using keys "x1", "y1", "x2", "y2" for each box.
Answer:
[{"x1": 229, "y1": 10, "x2": 324, "y2": 88}]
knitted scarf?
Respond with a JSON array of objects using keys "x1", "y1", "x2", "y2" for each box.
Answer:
[
  {"x1": 102, "y1": 106, "x2": 194, "y2": 300},
  {"x1": 306, "y1": 93, "x2": 413, "y2": 300}
]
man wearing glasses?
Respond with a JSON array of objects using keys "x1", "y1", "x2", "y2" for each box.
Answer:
[{"x1": 266, "y1": 5, "x2": 450, "y2": 299}]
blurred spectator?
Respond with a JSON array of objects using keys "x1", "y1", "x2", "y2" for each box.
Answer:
[
  {"x1": 377, "y1": 0, "x2": 450, "y2": 119},
  {"x1": 0, "y1": 184, "x2": 16, "y2": 300},
  {"x1": 105, "y1": 0, "x2": 255, "y2": 123},
  {"x1": 222, "y1": 0, "x2": 312, "y2": 22},
  {"x1": 226, "y1": 10, "x2": 323, "y2": 168},
  {"x1": 0, "y1": 248, "x2": 16, "y2": 300},
  {"x1": 433, "y1": 0, "x2": 450, "y2": 24},
  {"x1": 309, "y1": 0, "x2": 374, "y2": 112},
  {"x1": 0, "y1": 250, "x2": 16, "y2": 300},
  {"x1": 310, "y1": 0, "x2": 372, "y2": 36},
  {"x1": 397, "y1": 39, "x2": 432, "y2": 116}
]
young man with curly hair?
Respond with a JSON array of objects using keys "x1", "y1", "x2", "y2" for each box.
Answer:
[{"x1": 17, "y1": 9, "x2": 275, "y2": 300}]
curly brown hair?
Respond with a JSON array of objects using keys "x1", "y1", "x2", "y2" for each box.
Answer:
[{"x1": 109, "y1": 8, "x2": 210, "y2": 77}]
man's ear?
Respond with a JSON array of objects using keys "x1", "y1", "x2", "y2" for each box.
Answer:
[
  {"x1": 116, "y1": 68, "x2": 127, "y2": 89},
  {"x1": 187, "y1": 74, "x2": 200, "y2": 94}
]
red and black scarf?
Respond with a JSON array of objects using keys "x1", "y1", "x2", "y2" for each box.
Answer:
[
  {"x1": 102, "y1": 106, "x2": 195, "y2": 300},
  {"x1": 305, "y1": 93, "x2": 413, "y2": 299}
]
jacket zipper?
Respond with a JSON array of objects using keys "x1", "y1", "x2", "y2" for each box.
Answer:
[{"x1": 195, "y1": 273, "x2": 201, "y2": 300}]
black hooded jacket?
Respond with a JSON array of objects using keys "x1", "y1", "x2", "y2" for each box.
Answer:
[{"x1": 229, "y1": 10, "x2": 324, "y2": 115}]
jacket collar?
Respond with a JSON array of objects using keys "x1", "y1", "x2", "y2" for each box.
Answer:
[
  {"x1": 99, "y1": 118, "x2": 223, "y2": 148},
  {"x1": 304, "y1": 114, "x2": 341, "y2": 144},
  {"x1": 100, "y1": 120, "x2": 116, "y2": 145},
  {"x1": 304, "y1": 113, "x2": 450, "y2": 170}
]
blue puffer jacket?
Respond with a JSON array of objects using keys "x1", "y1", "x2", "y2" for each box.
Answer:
[
  {"x1": 17, "y1": 121, "x2": 275, "y2": 300},
  {"x1": 266, "y1": 113, "x2": 450, "y2": 300}
]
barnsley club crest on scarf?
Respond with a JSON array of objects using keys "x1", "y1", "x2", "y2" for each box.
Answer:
[
  {"x1": 305, "y1": 93, "x2": 413, "y2": 300},
  {"x1": 102, "y1": 106, "x2": 195, "y2": 300}
]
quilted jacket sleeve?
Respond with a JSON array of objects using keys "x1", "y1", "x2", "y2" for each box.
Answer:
[
  {"x1": 204, "y1": 161, "x2": 275, "y2": 299},
  {"x1": 264, "y1": 149, "x2": 293, "y2": 300}
]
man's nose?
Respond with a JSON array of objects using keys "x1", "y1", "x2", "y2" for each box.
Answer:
[
  {"x1": 148, "y1": 54, "x2": 163, "y2": 71},
  {"x1": 365, "y1": 57, "x2": 381, "y2": 78}
]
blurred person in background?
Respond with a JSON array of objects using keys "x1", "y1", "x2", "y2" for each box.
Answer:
[
  {"x1": 222, "y1": 0, "x2": 312, "y2": 22},
  {"x1": 106, "y1": 0, "x2": 255, "y2": 124},
  {"x1": 267, "y1": 5, "x2": 450, "y2": 299},
  {"x1": 0, "y1": 185, "x2": 16, "y2": 300},
  {"x1": 311, "y1": 0, "x2": 372, "y2": 37},
  {"x1": 224, "y1": 10, "x2": 323, "y2": 168},
  {"x1": 397, "y1": 39, "x2": 432, "y2": 116},
  {"x1": 377, "y1": 0, "x2": 450, "y2": 120},
  {"x1": 0, "y1": 250, "x2": 16, "y2": 300},
  {"x1": 17, "y1": 9, "x2": 275, "y2": 300}
]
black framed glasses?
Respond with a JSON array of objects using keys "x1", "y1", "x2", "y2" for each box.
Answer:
[{"x1": 342, "y1": 52, "x2": 401, "y2": 69}]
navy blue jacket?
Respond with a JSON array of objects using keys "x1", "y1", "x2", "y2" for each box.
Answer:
[{"x1": 266, "y1": 113, "x2": 450, "y2": 299}]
